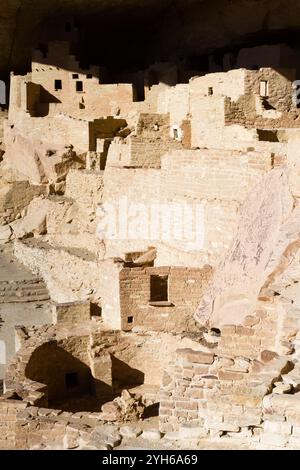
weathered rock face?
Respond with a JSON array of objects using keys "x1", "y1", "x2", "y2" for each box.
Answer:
[
  {"x1": 153, "y1": 0, "x2": 300, "y2": 61},
  {"x1": 195, "y1": 168, "x2": 299, "y2": 326},
  {"x1": 3, "y1": 125, "x2": 85, "y2": 185}
]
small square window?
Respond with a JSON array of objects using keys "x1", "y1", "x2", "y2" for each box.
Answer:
[
  {"x1": 76, "y1": 81, "x2": 83, "y2": 92},
  {"x1": 54, "y1": 79, "x2": 62, "y2": 90},
  {"x1": 208, "y1": 87, "x2": 213, "y2": 96},
  {"x1": 127, "y1": 316, "x2": 134, "y2": 324},
  {"x1": 150, "y1": 275, "x2": 169, "y2": 302},
  {"x1": 65, "y1": 372, "x2": 78, "y2": 389},
  {"x1": 86, "y1": 74, "x2": 93, "y2": 79},
  {"x1": 72, "y1": 73, "x2": 79, "y2": 79}
]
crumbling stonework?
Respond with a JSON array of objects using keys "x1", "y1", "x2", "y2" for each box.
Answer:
[{"x1": 3, "y1": 28, "x2": 300, "y2": 451}]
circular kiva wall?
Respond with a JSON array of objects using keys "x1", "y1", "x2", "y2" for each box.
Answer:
[{"x1": 7, "y1": 327, "x2": 205, "y2": 411}]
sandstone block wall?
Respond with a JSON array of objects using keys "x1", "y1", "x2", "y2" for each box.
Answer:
[
  {"x1": 119, "y1": 265, "x2": 213, "y2": 332},
  {"x1": 128, "y1": 136, "x2": 181, "y2": 168},
  {"x1": 6, "y1": 109, "x2": 90, "y2": 155},
  {"x1": 102, "y1": 147, "x2": 275, "y2": 267},
  {"x1": 189, "y1": 69, "x2": 247, "y2": 101},
  {"x1": 0, "y1": 323, "x2": 210, "y2": 448},
  {"x1": 244, "y1": 68, "x2": 295, "y2": 113},
  {"x1": 90, "y1": 330, "x2": 210, "y2": 388},
  {"x1": 161, "y1": 149, "x2": 273, "y2": 203},
  {"x1": 0, "y1": 398, "x2": 28, "y2": 449},
  {"x1": 106, "y1": 113, "x2": 182, "y2": 169},
  {"x1": 52, "y1": 302, "x2": 91, "y2": 326},
  {"x1": 159, "y1": 345, "x2": 289, "y2": 441},
  {"x1": 157, "y1": 84, "x2": 190, "y2": 128},
  {"x1": 31, "y1": 41, "x2": 135, "y2": 120}
]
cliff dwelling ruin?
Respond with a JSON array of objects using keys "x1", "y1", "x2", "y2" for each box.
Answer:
[{"x1": 2, "y1": 0, "x2": 300, "y2": 451}]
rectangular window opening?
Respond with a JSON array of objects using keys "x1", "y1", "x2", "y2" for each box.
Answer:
[
  {"x1": 150, "y1": 275, "x2": 169, "y2": 302},
  {"x1": 72, "y1": 73, "x2": 79, "y2": 79},
  {"x1": 208, "y1": 87, "x2": 213, "y2": 96},
  {"x1": 127, "y1": 316, "x2": 134, "y2": 324},
  {"x1": 54, "y1": 79, "x2": 62, "y2": 90},
  {"x1": 86, "y1": 74, "x2": 93, "y2": 79},
  {"x1": 76, "y1": 81, "x2": 83, "y2": 92}
]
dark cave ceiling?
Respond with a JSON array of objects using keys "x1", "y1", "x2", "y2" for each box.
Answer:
[{"x1": 1, "y1": 0, "x2": 300, "y2": 77}]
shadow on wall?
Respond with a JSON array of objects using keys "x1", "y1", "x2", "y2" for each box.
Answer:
[
  {"x1": 24, "y1": 343, "x2": 146, "y2": 412},
  {"x1": 25, "y1": 343, "x2": 110, "y2": 412},
  {"x1": 111, "y1": 355, "x2": 145, "y2": 393},
  {"x1": 35, "y1": 86, "x2": 62, "y2": 117}
]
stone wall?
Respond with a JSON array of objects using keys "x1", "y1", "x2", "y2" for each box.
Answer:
[
  {"x1": 159, "y1": 294, "x2": 300, "y2": 449},
  {"x1": 161, "y1": 149, "x2": 273, "y2": 203},
  {"x1": 6, "y1": 106, "x2": 90, "y2": 155},
  {"x1": 119, "y1": 265, "x2": 213, "y2": 332},
  {"x1": 0, "y1": 397, "x2": 28, "y2": 449},
  {"x1": 244, "y1": 68, "x2": 295, "y2": 113},
  {"x1": 52, "y1": 302, "x2": 91, "y2": 326},
  {"x1": 29, "y1": 41, "x2": 136, "y2": 120},
  {"x1": 0, "y1": 108, "x2": 7, "y2": 152},
  {"x1": 189, "y1": 69, "x2": 247, "y2": 101},
  {"x1": 0, "y1": 321, "x2": 212, "y2": 450},
  {"x1": 102, "y1": 147, "x2": 277, "y2": 267},
  {"x1": 157, "y1": 84, "x2": 190, "y2": 129},
  {"x1": 159, "y1": 351, "x2": 300, "y2": 449},
  {"x1": 107, "y1": 113, "x2": 182, "y2": 169},
  {"x1": 159, "y1": 346, "x2": 289, "y2": 440}
]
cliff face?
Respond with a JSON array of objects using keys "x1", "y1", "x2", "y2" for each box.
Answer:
[
  {"x1": 153, "y1": 0, "x2": 300, "y2": 57},
  {"x1": 0, "y1": 0, "x2": 171, "y2": 76},
  {"x1": 1, "y1": 0, "x2": 300, "y2": 77}
]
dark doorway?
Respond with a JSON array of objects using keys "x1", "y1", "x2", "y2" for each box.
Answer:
[
  {"x1": 65, "y1": 372, "x2": 79, "y2": 389},
  {"x1": 76, "y1": 81, "x2": 83, "y2": 92},
  {"x1": 111, "y1": 355, "x2": 144, "y2": 393},
  {"x1": 150, "y1": 275, "x2": 169, "y2": 302},
  {"x1": 54, "y1": 79, "x2": 62, "y2": 90}
]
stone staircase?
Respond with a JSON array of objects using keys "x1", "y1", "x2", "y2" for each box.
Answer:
[{"x1": 0, "y1": 244, "x2": 50, "y2": 303}]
